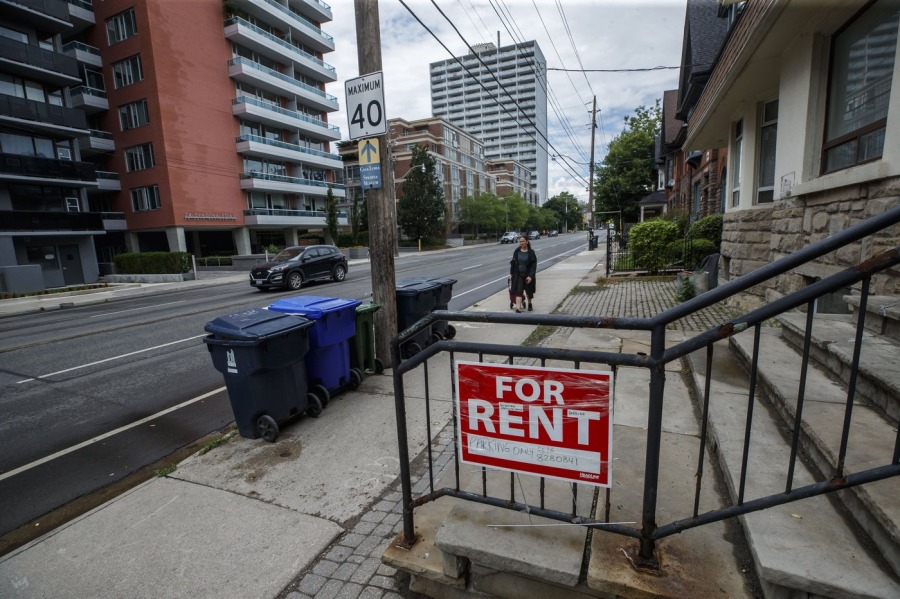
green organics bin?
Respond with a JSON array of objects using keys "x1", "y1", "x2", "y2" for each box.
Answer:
[{"x1": 352, "y1": 302, "x2": 383, "y2": 374}]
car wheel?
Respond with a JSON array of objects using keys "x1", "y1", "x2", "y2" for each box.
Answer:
[
  {"x1": 287, "y1": 271, "x2": 303, "y2": 290},
  {"x1": 332, "y1": 264, "x2": 347, "y2": 281}
]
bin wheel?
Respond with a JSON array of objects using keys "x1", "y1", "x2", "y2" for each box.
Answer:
[
  {"x1": 446, "y1": 325, "x2": 456, "y2": 339},
  {"x1": 312, "y1": 384, "x2": 330, "y2": 407},
  {"x1": 403, "y1": 342, "x2": 422, "y2": 359},
  {"x1": 307, "y1": 393, "x2": 323, "y2": 418},
  {"x1": 256, "y1": 415, "x2": 279, "y2": 443},
  {"x1": 431, "y1": 332, "x2": 444, "y2": 344},
  {"x1": 349, "y1": 368, "x2": 363, "y2": 389},
  {"x1": 373, "y1": 358, "x2": 385, "y2": 374}
]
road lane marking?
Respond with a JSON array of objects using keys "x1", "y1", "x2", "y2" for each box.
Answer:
[
  {"x1": 89, "y1": 299, "x2": 185, "y2": 317},
  {"x1": 16, "y1": 334, "x2": 208, "y2": 383},
  {"x1": 460, "y1": 264, "x2": 482, "y2": 271},
  {"x1": 0, "y1": 387, "x2": 226, "y2": 482}
]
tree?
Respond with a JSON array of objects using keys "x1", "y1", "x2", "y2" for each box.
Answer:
[
  {"x1": 543, "y1": 191, "x2": 581, "y2": 231},
  {"x1": 398, "y1": 146, "x2": 445, "y2": 241},
  {"x1": 325, "y1": 188, "x2": 339, "y2": 244},
  {"x1": 501, "y1": 192, "x2": 530, "y2": 231},
  {"x1": 593, "y1": 101, "x2": 661, "y2": 224},
  {"x1": 458, "y1": 191, "x2": 504, "y2": 237}
]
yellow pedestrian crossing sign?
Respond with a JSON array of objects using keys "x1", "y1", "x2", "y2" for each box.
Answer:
[{"x1": 358, "y1": 138, "x2": 380, "y2": 165}]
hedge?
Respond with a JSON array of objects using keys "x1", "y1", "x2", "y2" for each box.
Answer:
[
  {"x1": 629, "y1": 219, "x2": 680, "y2": 273},
  {"x1": 114, "y1": 252, "x2": 191, "y2": 274}
]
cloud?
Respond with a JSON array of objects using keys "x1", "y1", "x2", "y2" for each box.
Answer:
[{"x1": 325, "y1": 1, "x2": 686, "y2": 203}]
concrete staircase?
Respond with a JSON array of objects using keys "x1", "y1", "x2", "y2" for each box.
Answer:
[{"x1": 686, "y1": 297, "x2": 900, "y2": 598}]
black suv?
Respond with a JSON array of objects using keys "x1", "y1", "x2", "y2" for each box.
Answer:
[{"x1": 250, "y1": 245, "x2": 348, "y2": 291}]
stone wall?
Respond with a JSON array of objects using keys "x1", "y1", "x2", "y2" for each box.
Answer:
[{"x1": 721, "y1": 177, "x2": 900, "y2": 311}]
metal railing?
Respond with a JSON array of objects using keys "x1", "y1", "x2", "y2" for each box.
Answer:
[
  {"x1": 390, "y1": 205, "x2": 900, "y2": 568},
  {"x1": 227, "y1": 57, "x2": 338, "y2": 105},
  {"x1": 225, "y1": 17, "x2": 335, "y2": 75},
  {"x1": 235, "y1": 134, "x2": 341, "y2": 161},
  {"x1": 232, "y1": 96, "x2": 339, "y2": 134}
]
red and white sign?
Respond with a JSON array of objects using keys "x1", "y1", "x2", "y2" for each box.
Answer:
[{"x1": 454, "y1": 361, "x2": 613, "y2": 487}]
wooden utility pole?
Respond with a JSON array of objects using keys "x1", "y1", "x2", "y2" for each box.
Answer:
[
  {"x1": 588, "y1": 95, "x2": 597, "y2": 228},
  {"x1": 355, "y1": 0, "x2": 398, "y2": 369}
]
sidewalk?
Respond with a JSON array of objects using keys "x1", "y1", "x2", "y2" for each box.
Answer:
[{"x1": 0, "y1": 249, "x2": 726, "y2": 598}]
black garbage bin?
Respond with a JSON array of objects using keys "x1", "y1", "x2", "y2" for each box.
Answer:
[
  {"x1": 395, "y1": 279, "x2": 441, "y2": 358},
  {"x1": 398, "y1": 276, "x2": 457, "y2": 340},
  {"x1": 203, "y1": 308, "x2": 323, "y2": 442}
]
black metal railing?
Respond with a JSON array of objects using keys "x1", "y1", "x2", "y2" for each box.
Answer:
[{"x1": 391, "y1": 205, "x2": 900, "y2": 568}]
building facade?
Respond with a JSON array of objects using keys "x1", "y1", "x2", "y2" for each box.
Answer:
[
  {"x1": 1, "y1": 0, "x2": 344, "y2": 289},
  {"x1": 486, "y1": 158, "x2": 535, "y2": 204},
  {"x1": 429, "y1": 41, "x2": 548, "y2": 205}
]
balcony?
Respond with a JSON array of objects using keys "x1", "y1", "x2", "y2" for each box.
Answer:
[
  {"x1": 235, "y1": 134, "x2": 343, "y2": 170},
  {"x1": 101, "y1": 211, "x2": 127, "y2": 231},
  {"x1": 61, "y1": 40, "x2": 102, "y2": 68},
  {"x1": 70, "y1": 85, "x2": 108, "y2": 114},
  {"x1": 243, "y1": 207, "x2": 347, "y2": 227},
  {"x1": 224, "y1": 17, "x2": 337, "y2": 82},
  {"x1": 0, "y1": 95, "x2": 88, "y2": 137},
  {"x1": 0, "y1": 0, "x2": 72, "y2": 35},
  {"x1": 0, "y1": 153, "x2": 97, "y2": 187},
  {"x1": 232, "y1": 96, "x2": 340, "y2": 141},
  {"x1": 227, "y1": 57, "x2": 338, "y2": 112},
  {"x1": 240, "y1": 171, "x2": 345, "y2": 198},
  {"x1": 239, "y1": 0, "x2": 334, "y2": 53},
  {"x1": 291, "y1": 0, "x2": 332, "y2": 24},
  {"x1": 0, "y1": 37, "x2": 80, "y2": 86},
  {"x1": 86, "y1": 171, "x2": 121, "y2": 194},
  {"x1": 77, "y1": 129, "x2": 115, "y2": 156},
  {"x1": 66, "y1": 0, "x2": 96, "y2": 34},
  {"x1": 0, "y1": 210, "x2": 104, "y2": 234}
]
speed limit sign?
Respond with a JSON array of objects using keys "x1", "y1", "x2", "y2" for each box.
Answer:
[{"x1": 345, "y1": 72, "x2": 386, "y2": 140}]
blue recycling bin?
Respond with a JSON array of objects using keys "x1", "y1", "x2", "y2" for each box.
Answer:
[
  {"x1": 395, "y1": 279, "x2": 441, "y2": 358},
  {"x1": 397, "y1": 277, "x2": 457, "y2": 340},
  {"x1": 267, "y1": 296, "x2": 363, "y2": 401},
  {"x1": 203, "y1": 308, "x2": 319, "y2": 442}
]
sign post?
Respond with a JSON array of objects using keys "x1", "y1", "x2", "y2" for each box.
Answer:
[{"x1": 455, "y1": 361, "x2": 613, "y2": 486}]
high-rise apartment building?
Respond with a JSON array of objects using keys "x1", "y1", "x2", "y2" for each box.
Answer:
[
  {"x1": 429, "y1": 41, "x2": 548, "y2": 205},
  {"x1": 1, "y1": 0, "x2": 343, "y2": 289}
]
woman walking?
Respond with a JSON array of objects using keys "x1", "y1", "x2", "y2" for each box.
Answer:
[{"x1": 509, "y1": 235, "x2": 536, "y2": 313}]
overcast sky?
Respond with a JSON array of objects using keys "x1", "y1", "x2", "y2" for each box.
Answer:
[{"x1": 322, "y1": 1, "x2": 688, "y2": 205}]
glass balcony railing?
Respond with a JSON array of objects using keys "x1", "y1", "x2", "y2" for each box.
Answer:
[
  {"x1": 225, "y1": 17, "x2": 335, "y2": 75},
  {"x1": 244, "y1": 208, "x2": 347, "y2": 219},
  {"x1": 68, "y1": 0, "x2": 95, "y2": 11},
  {"x1": 260, "y1": 0, "x2": 333, "y2": 44},
  {"x1": 0, "y1": 153, "x2": 96, "y2": 181},
  {"x1": 233, "y1": 96, "x2": 339, "y2": 134},
  {"x1": 0, "y1": 210, "x2": 104, "y2": 232},
  {"x1": 228, "y1": 57, "x2": 337, "y2": 103},
  {"x1": 61, "y1": 40, "x2": 101, "y2": 57},
  {"x1": 88, "y1": 129, "x2": 114, "y2": 140},
  {"x1": 241, "y1": 170, "x2": 344, "y2": 191},
  {"x1": 95, "y1": 170, "x2": 120, "y2": 180},
  {"x1": 71, "y1": 85, "x2": 107, "y2": 98},
  {"x1": 235, "y1": 134, "x2": 342, "y2": 161}
]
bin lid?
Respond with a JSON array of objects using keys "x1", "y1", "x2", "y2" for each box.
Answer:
[
  {"x1": 267, "y1": 295, "x2": 362, "y2": 320},
  {"x1": 204, "y1": 308, "x2": 312, "y2": 341},
  {"x1": 396, "y1": 279, "x2": 442, "y2": 296},
  {"x1": 356, "y1": 302, "x2": 381, "y2": 314}
]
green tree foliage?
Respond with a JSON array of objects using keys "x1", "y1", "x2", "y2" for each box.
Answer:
[
  {"x1": 325, "y1": 188, "x2": 339, "y2": 244},
  {"x1": 499, "y1": 192, "x2": 531, "y2": 231},
  {"x1": 688, "y1": 214, "x2": 723, "y2": 249},
  {"x1": 543, "y1": 191, "x2": 581, "y2": 231},
  {"x1": 458, "y1": 191, "x2": 505, "y2": 235},
  {"x1": 593, "y1": 101, "x2": 661, "y2": 224},
  {"x1": 398, "y1": 146, "x2": 445, "y2": 240},
  {"x1": 629, "y1": 219, "x2": 679, "y2": 273}
]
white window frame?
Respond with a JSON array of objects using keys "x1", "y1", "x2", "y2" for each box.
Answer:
[
  {"x1": 731, "y1": 119, "x2": 743, "y2": 208},
  {"x1": 118, "y1": 99, "x2": 149, "y2": 131},
  {"x1": 756, "y1": 99, "x2": 779, "y2": 204},
  {"x1": 107, "y1": 9, "x2": 138, "y2": 45},
  {"x1": 113, "y1": 55, "x2": 143, "y2": 89},
  {"x1": 125, "y1": 143, "x2": 154, "y2": 172},
  {"x1": 131, "y1": 185, "x2": 160, "y2": 212}
]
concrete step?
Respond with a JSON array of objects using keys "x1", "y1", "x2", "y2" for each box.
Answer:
[
  {"x1": 777, "y1": 311, "x2": 900, "y2": 422},
  {"x1": 687, "y1": 339, "x2": 900, "y2": 599}
]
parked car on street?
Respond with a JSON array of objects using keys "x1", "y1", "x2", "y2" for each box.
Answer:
[
  {"x1": 527, "y1": 230, "x2": 541, "y2": 240},
  {"x1": 500, "y1": 231, "x2": 519, "y2": 244},
  {"x1": 548, "y1": 230, "x2": 558, "y2": 237},
  {"x1": 249, "y1": 245, "x2": 348, "y2": 291}
]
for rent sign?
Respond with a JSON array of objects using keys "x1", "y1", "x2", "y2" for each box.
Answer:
[{"x1": 455, "y1": 361, "x2": 613, "y2": 486}]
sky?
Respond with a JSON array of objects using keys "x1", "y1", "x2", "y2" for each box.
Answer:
[{"x1": 322, "y1": 1, "x2": 688, "y2": 205}]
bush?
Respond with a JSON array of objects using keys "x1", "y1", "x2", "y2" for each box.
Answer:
[
  {"x1": 675, "y1": 277, "x2": 697, "y2": 302},
  {"x1": 114, "y1": 252, "x2": 191, "y2": 274},
  {"x1": 629, "y1": 219, "x2": 680, "y2": 273},
  {"x1": 337, "y1": 231, "x2": 369, "y2": 247},
  {"x1": 688, "y1": 214, "x2": 723, "y2": 249},
  {"x1": 197, "y1": 256, "x2": 233, "y2": 267},
  {"x1": 667, "y1": 238, "x2": 718, "y2": 269}
]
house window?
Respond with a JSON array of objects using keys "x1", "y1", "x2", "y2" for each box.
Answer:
[
  {"x1": 119, "y1": 99, "x2": 149, "y2": 130},
  {"x1": 757, "y1": 99, "x2": 778, "y2": 203},
  {"x1": 693, "y1": 181, "x2": 701, "y2": 216},
  {"x1": 732, "y1": 119, "x2": 743, "y2": 207},
  {"x1": 131, "y1": 185, "x2": 160, "y2": 212},
  {"x1": 823, "y1": 1, "x2": 899, "y2": 173},
  {"x1": 125, "y1": 143, "x2": 154, "y2": 171},
  {"x1": 107, "y1": 8, "x2": 138, "y2": 45},
  {"x1": 112, "y1": 55, "x2": 143, "y2": 89}
]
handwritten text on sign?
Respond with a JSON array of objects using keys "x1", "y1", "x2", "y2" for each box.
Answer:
[{"x1": 455, "y1": 361, "x2": 613, "y2": 486}]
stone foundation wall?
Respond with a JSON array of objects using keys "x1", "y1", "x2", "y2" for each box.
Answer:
[{"x1": 721, "y1": 177, "x2": 900, "y2": 311}]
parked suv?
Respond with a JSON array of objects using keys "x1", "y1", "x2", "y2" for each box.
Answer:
[
  {"x1": 250, "y1": 245, "x2": 348, "y2": 291},
  {"x1": 527, "y1": 230, "x2": 541, "y2": 240},
  {"x1": 500, "y1": 231, "x2": 519, "y2": 244}
]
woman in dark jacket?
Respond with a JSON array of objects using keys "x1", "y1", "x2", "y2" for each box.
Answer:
[{"x1": 510, "y1": 236, "x2": 537, "y2": 312}]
